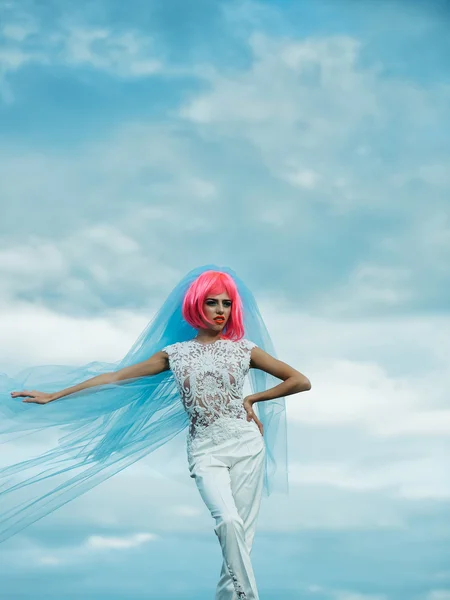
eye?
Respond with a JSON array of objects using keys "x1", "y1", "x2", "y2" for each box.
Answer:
[{"x1": 205, "y1": 299, "x2": 232, "y2": 307}]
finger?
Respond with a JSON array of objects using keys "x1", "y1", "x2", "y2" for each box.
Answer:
[
  {"x1": 252, "y1": 413, "x2": 260, "y2": 426},
  {"x1": 253, "y1": 416, "x2": 264, "y2": 436},
  {"x1": 11, "y1": 391, "x2": 32, "y2": 398}
]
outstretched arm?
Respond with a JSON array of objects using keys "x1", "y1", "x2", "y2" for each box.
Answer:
[
  {"x1": 11, "y1": 351, "x2": 170, "y2": 405},
  {"x1": 243, "y1": 347, "x2": 311, "y2": 434}
]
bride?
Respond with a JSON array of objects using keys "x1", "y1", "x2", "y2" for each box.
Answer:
[{"x1": 2, "y1": 265, "x2": 311, "y2": 599}]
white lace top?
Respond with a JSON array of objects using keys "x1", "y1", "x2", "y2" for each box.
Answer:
[{"x1": 162, "y1": 338, "x2": 257, "y2": 455}]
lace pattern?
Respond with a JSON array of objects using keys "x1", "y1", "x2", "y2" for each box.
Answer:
[
  {"x1": 162, "y1": 338, "x2": 256, "y2": 456},
  {"x1": 226, "y1": 562, "x2": 247, "y2": 599}
]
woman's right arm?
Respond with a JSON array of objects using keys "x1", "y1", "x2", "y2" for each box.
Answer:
[{"x1": 10, "y1": 351, "x2": 170, "y2": 405}]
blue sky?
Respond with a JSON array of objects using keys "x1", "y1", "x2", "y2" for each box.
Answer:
[{"x1": 0, "y1": 0, "x2": 449, "y2": 599}]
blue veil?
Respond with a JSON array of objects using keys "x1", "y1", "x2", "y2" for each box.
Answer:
[{"x1": 0, "y1": 264, "x2": 288, "y2": 543}]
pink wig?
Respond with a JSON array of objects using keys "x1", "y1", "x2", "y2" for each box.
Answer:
[{"x1": 182, "y1": 270, "x2": 245, "y2": 341}]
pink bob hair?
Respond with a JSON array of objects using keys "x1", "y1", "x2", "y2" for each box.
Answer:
[{"x1": 182, "y1": 270, "x2": 245, "y2": 341}]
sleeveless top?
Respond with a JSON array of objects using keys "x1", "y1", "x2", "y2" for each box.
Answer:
[{"x1": 162, "y1": 338, "x2": 257, "y2": 456}]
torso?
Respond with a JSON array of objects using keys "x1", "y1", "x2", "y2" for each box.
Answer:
[{"x1": 162, "y1": 338, "x2": 257, "y2": 453}]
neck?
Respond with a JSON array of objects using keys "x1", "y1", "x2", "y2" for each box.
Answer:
[{"x1": 194, "y1": 330, "x2": 223, "y2": 343}]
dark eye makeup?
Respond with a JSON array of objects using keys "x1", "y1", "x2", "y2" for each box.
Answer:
[{"x1": 206, "y1": 299, "x2": 232, "y2": 306}]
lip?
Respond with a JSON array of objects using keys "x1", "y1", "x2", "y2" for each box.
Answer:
[{"x1": 214, "y1": 317, "x2": 225, "y2": 322}]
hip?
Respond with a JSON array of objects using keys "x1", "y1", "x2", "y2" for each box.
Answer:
[{"x1": 186, "y1": 417, "x2": 265, "y2": 464}]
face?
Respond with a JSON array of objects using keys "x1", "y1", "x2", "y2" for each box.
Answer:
[{"x1": 202, "y1": 292, "x2": 232, "y2": 331}]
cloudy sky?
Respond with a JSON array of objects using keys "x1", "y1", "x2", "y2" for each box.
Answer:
[{"x1": 1, "y1": 0, "x2": 449, "y2": 598}]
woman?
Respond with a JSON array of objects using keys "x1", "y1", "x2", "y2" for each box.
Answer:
[{"x1": 2, "y1": 266, "x2": 311, "y2": 599}]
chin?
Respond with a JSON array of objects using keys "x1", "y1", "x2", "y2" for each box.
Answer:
[{"x1": 204, "y1": 321, "x2": 227, "y2": 330}]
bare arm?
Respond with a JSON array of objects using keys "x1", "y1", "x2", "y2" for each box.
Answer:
[
  {"x1": 249, "y1": 346, "x2": 311, "y2": 402},
  {"x1": 243, "y1": 346, "x2": 311, "y2": 435},
  {"x1": 11, "y1": 351, "x2": 170, "y2": 405}
]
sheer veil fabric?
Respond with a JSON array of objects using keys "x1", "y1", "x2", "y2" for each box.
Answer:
[{"x1": 0, "y1": 264, "x2": 288, "y2": 542}]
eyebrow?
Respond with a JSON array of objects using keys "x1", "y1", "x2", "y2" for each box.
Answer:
[{"x1": 206, "y1": 298, "x2": 232, "y2": 301}]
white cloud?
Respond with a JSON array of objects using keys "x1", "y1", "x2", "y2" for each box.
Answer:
[
  {"x1": 60, "y1": 27, "x2": 162, "y2": 77},
  {"x1": 289, "y1": 456, "x2": 450, "y2": 500},
  {"x1": 0, "y1": 122, "x2": 220, "y2": 233},
  {"x1": 169, "y1": 504, "x2": 202, "y2": 517},
  {"x1": 283, "y1": 168, "x2": 319, "y2": 190},
  {"x1": 0, "y1": 21, "x2": 162, "y2": 101},
  {"x1": 178, "y1": 26, "x2": 450, "y2": 312},
  {"x1": 181, "y1": 34, "x2": 376, "y2": 128},
  {"x1": 1, "y1": 23, "x2": 448, "y2": 317},
  {"x1": 379, "y1": 410, "x2": 450, "y2": 437},
  {"x1": 24, "y1": 531, "x2": 159, "y2": 569},
  {"x1": 334, "y1": 593, "x2": 387, "y2": 600},
  {"x1": 0, "y1": 120, "x2": 225, "y2": 309},
  {"x1": 2, "y1": 23, "x2": 36, "y2": 42},
  {"x1": 0, "y1": 222, "x2": 179, "y2": 348},
  {"x1": 315, "y1": 264, "x2": 414, "y2": 314},
  {"x1": 0, "y1": 300, "x2": 146, "y2": 372},
  {"x1": 379, "y1": 210, "x2": 450, "y2": 279},
  {"x1": 426, "y1": 592, "x2": 450, "y2": 600},
  {"x1": 179, "y1": 34, "x2": 381, "y2": 203},
  {"x1": 179, "y1": 30, "x2": 449, "y2": 233},
  {"x1": 188, "y1": 177, "x2": 218, "y2": 200},
  {"x1": 0, "y1": 47, "x2": 48, "y2": 70},
  {"x1": 287, "y1": 357, "x2": 424, "y2": 434},
  {"x1": 86, "y1": 532, "x2": 158, "y2": 550},
  {"x1": 305, "y1": 584, "x2": 387, "y2": 600},
  {"x1": 264, "y1": 301, "x2": 450, "y2": 392}
]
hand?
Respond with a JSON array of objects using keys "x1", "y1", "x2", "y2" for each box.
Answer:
[
  {"x1": 243, "y1": 396, "x2": 264, "y2": 436},
  {"x1": 10, "y1": 390, "x2": 54, "y2": 404}
]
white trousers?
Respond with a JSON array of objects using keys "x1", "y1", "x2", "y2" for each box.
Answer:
[{"x1": 188, "y1": 421, "x2": 266, "y2": 600}]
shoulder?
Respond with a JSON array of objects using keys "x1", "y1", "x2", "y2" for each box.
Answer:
[
  {"x1": 161, "y1": 341, "x2": 185, "y2": 356},
  {"x1": 236, "y1": 338, "x2": 258, "y2": 351},
  {"x1": 242, "y1": 338, "x2": 257, "y2": 350}
]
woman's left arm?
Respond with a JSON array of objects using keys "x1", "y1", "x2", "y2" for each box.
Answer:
[
  {"x1": 243, "y1": 347, "x2": 311, "y2": 433},
  {"x1": 248, "y1": 346, "x2": 311, "y2": 402}
]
